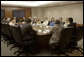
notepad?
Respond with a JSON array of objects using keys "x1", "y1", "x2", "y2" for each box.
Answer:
[
  {"x1": 38, "y1": 30, "x2": 42, "y2": 32},
  {"x1": 43, "y1": 31, "x2": 47, "y2": 33}
]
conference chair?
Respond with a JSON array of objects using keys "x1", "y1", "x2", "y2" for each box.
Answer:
[
  {"x1": 2, "y1": 23, "x2": 13, "y2": 43},
  {"x1": 70, "y1": 26, "x2": 83, "y2": 54},
  {"x1": 1, "y1": 23, "x2": 6, "y2": 36},
  {"x1": 10, "y1": 26, "x2": 25, "y2": 56},
  {"x1": 1, "y1": 22, "x2": 6, "y2": 42},
  {"x1": 1, "y1": 23, "x2": 15, "y2": 47},
  {"x1": 1, "y1": 23, "x2": 8, "y2": 43},
  {"x1": 1, "y1": 22, "x2": 4, "y2": 35},
  {"x1": 76, "y1": 26, "x2": 83, "y2": 42},
  {"x1": 50, "y1": 28, "x2": 74, "y2": 56},
  {"x1": 5, "y1": 24, "x2": 15, "y2": 47},
  {"x1": 10, "y1": 25, "x2": 39, "y2": 56}
]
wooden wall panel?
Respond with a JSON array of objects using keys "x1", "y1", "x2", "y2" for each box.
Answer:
[{"x1": 1, "y1": 6, "x2": 31, "y2": 18}]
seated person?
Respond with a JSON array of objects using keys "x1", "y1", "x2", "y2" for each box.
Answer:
[
  {"x1": 63, "y1": 18, "x2": 70, "y2": 28},
  {"x1": 17, "y1": 21, "x2": 22, "y2": 25},
  {"x1": 66, "y1": 17, "x2": 77, "y2": 48},
  {"x1": 43, "y1": 18, "x2": 49, "y2": 26},
  {"x1": 49, "y1": 20, "x2": 63, "y2": 48},
  {"x1": 25, "y1": 17, "x2": 32, "y2": 24},
  {"x1": 33, "y1": 18, "x2": 41, "y2": 24},
  {"x1": 32, "y1": 18, "x2": 36, "y2": 24},
  {"x1": 36, "y1": 18, "x2": 41, "y2": 24},
  {"x1": 13, "y1": 17, "x2": 17, "y2": 23},
  {"x1": 49, "y1": 18, "x2": 55, "y2": 26},
  {"x1": 9, "y1": 19, "x2": 16, "y2": 26},
  {"x1": 21, "y1": 21, "x2": 37, "y2": 38},
  {"x1": 40, "y1": 20, "x2": 44, "y2": 24},
  {"x1": 1, "y1": 18, "x2": 6, "y2": 22},
  {"x1": 6, "y1": 17, "x2": 11, "y2": 23},
  {"x1": 2, "y1": 18, "x2": 8, "y2": 23},
  {"x1": 16, "y1": 18, "x2": 20, "y2": 23},
  {"x1": 58, "y1": 17, "x2": 65, "y2": 25},
  {"x1": 23, "y1": 17, "x2": 26, "y2": 22},
  {"x1": 21, "y1": 21, "x2": 39, "y2": 53},
  {"x1": 64, "y1": 17, "x2": 76, "y2": 28},
  {"x1": 67, "y1": 17, "x2": 76, "y2": 28},
  {"x1": 19, "y1": 18, "x2": 24, "y2": 23}
]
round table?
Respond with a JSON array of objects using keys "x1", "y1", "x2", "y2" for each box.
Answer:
[{"x1": 32, "y1": 24, "x2": 52, "y2": 50}]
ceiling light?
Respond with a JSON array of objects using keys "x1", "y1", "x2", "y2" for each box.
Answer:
[
  {"x1": 1, "y1": 1, "x2": 56, "y2": 7},
  {"x1": 1, "y1": 1, "x2": 67, "y2": 7}
]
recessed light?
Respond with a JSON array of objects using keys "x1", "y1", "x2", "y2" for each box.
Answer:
[{"x1": 1, "y1": 1, "x2": 65, "y2": 7}]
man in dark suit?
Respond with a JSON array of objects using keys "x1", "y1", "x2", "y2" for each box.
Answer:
[
  {"x1": 67, "y1": 17, "x2": 76, "y2": 28},
  {"x1": 67, "y1": 17, "x2": 77, "y2": 48},
  {"x1": 21, "y1": 22, "x2": 40, "y2": 54},
  {"x1": 21, "y1": 22, "x2": 37, "y2": 38},
  {"x1": 25, "y1": 17, "x2": 32, "y2": 24},
  {"x1": 59, "y1": 17, "x2": 65, "y2": 25}
]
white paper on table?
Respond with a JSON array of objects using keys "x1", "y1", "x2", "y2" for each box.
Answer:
[
  {"x1": 43, "y1": 31, "x2": 47, "y2": 33},
  {"x1": 46, "y1": 30, "x2": 50, "y2": 32},
  {"x1": 38, "y1": 30, "x2": 42, "y2": 32},
  {"x1": 46, "y1": 26, "x2": 49, "y2": 28},
  {"x1": 40, "y1": 25, "x2": 42, "y2": 27}
]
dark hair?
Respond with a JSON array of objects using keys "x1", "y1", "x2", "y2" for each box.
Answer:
[
  {"x1": 10, "y1": 18, "x2": 14, "y2": 21},
  {"x1": 55, "y1": 20, "x2": 60, "y2": 24},
  {"x1": 68, "y1": 17, "x2": 73, "y2": 23}
]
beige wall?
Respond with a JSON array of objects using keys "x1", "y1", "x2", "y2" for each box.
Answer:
[
  {"x1": 32, "y1": 3, "x2": 83, "y2": 24},
  {"x1": 32, "y1": 7, "x2": 44, "y2": 20},
  {"x1": 43, "y1": 3, "x2": 83, "y2": 24}
]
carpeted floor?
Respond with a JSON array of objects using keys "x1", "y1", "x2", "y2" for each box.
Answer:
[{"x1": 1, "y1": 38, "x2": 83, "y2": 56}]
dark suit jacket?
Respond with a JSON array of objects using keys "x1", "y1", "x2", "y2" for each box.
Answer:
[
  {"x1": 21, "y1": 24, "x2": 37, "y2": 38},
  {"x1": 68, "y1": 23, "x2": 76, "y2": 28},
  {"x1": 68, "y1": 22, "x2": 77, "y2": 46},
  {"x1": 25, "y1": 19, "x2": 31, "y2": 23},
  {"x1": 68, "y1": 22, "x2": 76, "y2": 32}
]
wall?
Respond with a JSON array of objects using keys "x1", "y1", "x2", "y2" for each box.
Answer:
[
  {"x1": 32, "y1": 3, "x2": 83, "y2": 24},
  {"x1": 43, "y1": 3, "x2": 83, "y2": 24},
  {"x1": 31, "y1": 7, "x2": 44, "y2": 20},
  {"x1": 1, "y1": 6, "x2": 31, "y2": 18}
]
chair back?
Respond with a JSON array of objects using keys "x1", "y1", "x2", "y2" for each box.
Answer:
[
  {"x1": 6, "y1": 24, "x2": 12, "y2": 38},
  {"x1": 10, "y1": 26, "x2": 23, "y2": 45},
  {"x1": 3, "y1": 23, "x2": 7, "y2": 35},
  {"x1": 76, "y1": 26, "x2": 83, "y2": 41},
  {"x1": 59, "y1": 28, "x2": 74, "y2": 46},
  {"x1": 1, "y1": 22, "x2": 4, "y2": 34}
]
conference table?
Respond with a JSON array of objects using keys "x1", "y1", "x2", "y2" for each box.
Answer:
[
  {"x1": 19, "y1": 23, "x2": 52, "y2": 50},
  {"x1": 32, "y1": 24, "x2": 52, "y2": 50}
]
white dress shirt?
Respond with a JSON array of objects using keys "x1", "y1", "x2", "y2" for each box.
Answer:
[
  {"x1": 63, "y1": 23, "x2": 69, "y2": 28},
  {"x1": 43, "y1": 21, "x2": 49, "y2": 26},
  {"x1": 9, "y1": 22, "x2": 15, "y2": 26}
]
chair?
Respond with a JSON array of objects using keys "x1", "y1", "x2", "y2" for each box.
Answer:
[
  {"x1": 50, "y1": 28, "x2": 74, "y2": 56},
  {"x1": 1, "y1": 22, "x2": 4, "y2": 36},
  {"x1": 76, "y1": 26, "x2": 83, "y2": 41},
  {"x1": 10, "y1": 26, "x2": 23, "y2": 45},
  {"x1": 10, "y1": 26, "x2": 25, "y2": 56},
  {"x1": 70, "y1": 26, "x2": 83, "y2": 54},
  {"x1": 1, "y1": 23, "x2": 8, "y2": 43},
  {"x1": 5, "y1": 24, "x2": 15, "y2": 47},
  {"x1": 1, "y1": 22, "x2": 5, "y2": 41},
  {"x1": 10, "y1": 25, "x2": 39, "y2": 56},
  {"x1": 5, "y1": 24, "x2": 12, "y2": 38},
  {"x1": 2, "y1": 23, "x2": 7, "y2": 35}
]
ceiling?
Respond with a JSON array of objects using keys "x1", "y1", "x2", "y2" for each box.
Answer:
[{"x1": 1, "y1": 1, "x2": 83, "y2": 7}]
